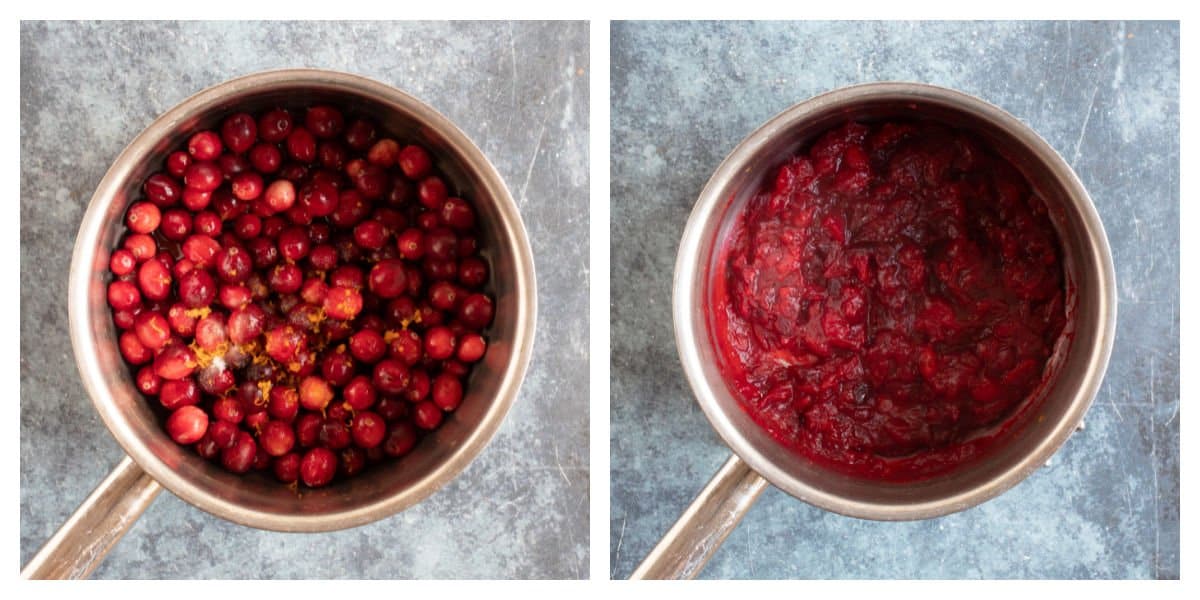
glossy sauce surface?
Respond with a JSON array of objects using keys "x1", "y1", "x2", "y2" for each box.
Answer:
[{"x1": 711, "y1": 121, "x2": 1068, "y2": 481}]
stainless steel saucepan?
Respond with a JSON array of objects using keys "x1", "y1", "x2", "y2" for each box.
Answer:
[
  {"x1": 633, "y1": 82, "x2": 1116, "y2": 579},
  {"x1": 23, "y1": 69, "x2": 537, "y2": 579}
]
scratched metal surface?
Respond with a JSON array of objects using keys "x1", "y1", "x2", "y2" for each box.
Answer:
[
  {"x1": 21, "y1": 20, "x2": 590, "y2": 579},
  {"x1": 610, "y1": 20, "x2": 1179, "y2": 579}
]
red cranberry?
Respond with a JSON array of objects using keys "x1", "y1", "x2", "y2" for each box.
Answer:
[
  {"x1": 300, "y1": 447, "x2": 337, "y2": 487},
  {"x1": 439, "y1": 197, "x2": 476, "y2": 230},
  {"x1": 417, "y1": 176, "x2": 448, "y2": 209},
  {"x1": 259, "y1": 420, "x2": 296, "y2": 457},
  {"x1": 215, "y1": 246, "x2": 253, "y2": 283},
  {"x1": 412, "y1": 400, "x2": 443, "y2": 430},
  {"x1": 353, "y1": 219, "x2": 388, "y2": 250},
  {"x1": 167, "y1": 406, "x2": 209, "y2": 444},
  {"x1": 353, "y1": 165, "x2": 389, "y2": 199},
  {"x1": 126, "y1": 202, "x2": 162, "y2": 234},
  {"x1": 193, "y1": 211, "x2": 222, "y2": 236},
  {"x1": 323, "y1": 286, "x2": 363, "y2": 320},
  {"x1": 458, "y1": 257, "x2": 489, "y2": 288},
  {"x1": 339, "y1": 376, "x2": 375, "y2": 412},
  {"x1": 318, "y1": 141, "x2": 349, "y2": 171},
  {"x1": 231, "y1": 172, "x2": 264, "y2": 201},
  {"x1": 350, "y1": 411, "x2": 387, "y2": 449},
  {"x1": 182, "y1": 187, "x2": 212, "y2": 211},
  {"x1": 299, "y1": 180, "x2": 338, "y2": 218},
  {"x1": 118, "y1": 330, "x2": 151, "y2": 364},
  {"x1": 133, "y1": 311, "x2": 171, "y2": 351},
  {"x1": 306, "y1": 105, "x2": 344, "y2": 139},
  {"x1": 344, "y1": 119, "x2": 377, "y2": 150},
  {"x1": 166, "y1": 151, "x2": 191, "y2": 178},
  {"x1": 299, "y1": 375, "x2": 334, "y2": 411},
  {"x1": 109, "y1": 249, "x2": 137, "y2": 276},
  {"x1": 296, "y1": 413, "x2": 323, "y2": 448},
  {"x1": 277, "y1": 226, "x2": 311, "y2": 261},
  {"x1": 249, "y1": 143, "x2": 282, "y2": 174},
  {"x1": 389, "y1": 329, "x2": 423, "y2": 365},
  {"x1": 136, "y1": 365, "x2": 162, "y2": 396},
  {"x1": 108, "y1": 280, "x2": 142, "y2": 311},
  {"x1": 432, "y1": 373, "x2": 463, "y2": 411},
  {"x1": 348, "y1": 329, "x2": 387, "y2": 364},
  {"x1": 227, "y1": 304, "x2": 267, "y2": 344},
  {"x1": 318, "y1": 418, "x2": 353, "y2": 450},
  {"x1": 159, "y1": 378, "x2": 200, "y2": 410},
  {"x1": 218, "y1": 154, "x2": 251, "y2": 180},
  {"x1": 458, "y1": 293, "x2": 495, "y2": 329},
  {"x1": 320, "y1": 350, "x2": 356, "y2": 386},
  {"x1": 264, "y1": 324, "x2": 307, "y2": 364},
  {"x1": 137, "y1": 259, "x2": 172, "y2": 302},
  {"x1": 404, "y1": 369, "x2": 431, "y2": 403},
  {"x1": 193, "y1": 313, "x2": 228, "y2": 352},
  {"x1": 383, "y1": 422, "x2": 418, "y2": 457},
  {"x1": 274, "y1": 452, "x2": 301, "y2": 483},
  {"x1": 424, "y1": 326, "x2": 456, "y2": 361},
  {"x1": 426, "y1": 228, "x2": 458, "y2": 261},
  {"x1": 396, "y1": 228, "x2": 425, "y2": 260},
  {"x1": 416, "y1": 211, "x2": 440, "y2": 230},
  {"x1": 154, "y1": 344, "x2": 197, "y2": 380},
  {"x1": 221, "y1": 112, "x2": 258, "y2": 154},
  {"x1": 197, "y1": 363, "x2": 235, "y2": 395},
  {"x1": 329, "y1": 265, "x2": 365, "y2": 290},
  {"x1": 457, "y1": 332, "x2": 487, "y2": 362},
  {"x1": 221, "y1": 431, "x2": 257, "y2": 474},
  {"x1": 183, "y1": 161, "x2": 222, "y2": 192},
  {"x1": 367, "y1": 139, "x2": 400, "y2": 166},
  {"x1": 123, "y1": 233, "x2": 157, "y2": 261},
  {"x1": 366, "y1": 259, "x2": 407, "y2": 299},
  {"x1": 286, "y1": 127, "x2": 317, "y2": 163},
  {"x1": 264, "y1": 180, "x2": 296, "y2": 214},
  {"x1": 143, "y1": 173, "x2": 183, "y2": 207},
  {"x1": 206, "y1": 419, "x2": 239, "y2": 449},
  {"x1": 428, "y1": 281, "x2": 461, "y2": 312},
  {"x1": 188, "y1": 131, "x2": 223, "y2": 161},
  {"x1": 372, "y1": 359, "x2": 409, "y2": 395},
  {"x1": 268, "y1": 263, "x2": 304, "y2": 294},
  {"x1": 258, "y1": 109, "x2": 293, "y2": 143},
  {"x1": 268, "y1": 386, "x2": 300, "y2": 422},
  {"x1": 398, "y1": 145, "x2": 432, "y2": 179}
]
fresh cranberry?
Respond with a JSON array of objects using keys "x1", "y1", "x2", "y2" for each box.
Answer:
[
  {"x1": 258, "y1": 420, "x2": 295, "y2": 457},
  {"x1": 300, "y1": 447, "x2": 337, "y2": 487},
  {"x1": 264, "y1": 324, "x2": 307, "y2": 364},
  {"x1": 299, "y1": 180, "x2": 338, "y2": 218},
  {"x1": 412, "y1": 401, "x2": 443, "y2": 430},
  {"x1": 286, "y1": 127, "x2": 317, "y2": 163},
  {"x1": 366, "y1": 259, "x2": 407, "y2": 299},
  {"x1": 263, "y1": 179, "x2": 296, "y2": 214},
  {"x1": 143, "y1": 173, "x2": 183, "y2": 206},
  {"x1": 214, "y1": 246, "x2": 252, "y2": 283},
  {"x1": 306, "y1": 105, "x2": 344, "y2": 139},
  {"x1": 353, "y1": 219, "x2": 388, "y2": 250},
  {"x1": 183, "y1": 161, "x2": 222, "y2": 192},
  {"x1": 221, "y1": 113, "x2": 258, "y2": 154},
  {"x1": 367, "y1": 139, "x2": 400, "y2": 166},
  {"x1": 382, "y1": 421, "x2": 418, "y2": 457},
  {"x1": 136, "y1": 365, "x2": 162, "y2": 396},
  {"x1": 107, "y1": 280, "x2": 142, "y2": 311},
  {"x1": 323, "y1": 286, "x2": 363, "y2": 320},
  {"x1": 188, "y1": 131, "x2": 223, "y2": 161},
  {"x1": 423, "y1": 326, "x2": 457, "y2": 361},
  {"x1": 167, "y1": 406, "x2": 209, "y2": 444},
  {"x1": 439, "y1": 197, "x2": 475, "y2": 230},
  {"x1": 258, "y1": 109, "x2": 293, "y2": 143},
  {"x1": 344, "y1": 119, "x2": 377, "y2": 150},
  {"x1": 166, "y1": 151, "x2": 191, "y2": 178},
  {"x1": 137, "y1": 259, "x2": 172, "y2": 302},
  {"x1": 125, "y1": 202, "x2": 162, "y2": 234},
  {"x1": 222, "y1": 431, "x2": 257, "y2": 474},
  {"x1": 133, "y1": 311, "x2": 171, "y2": 351},
  {"x1": 123, "y1": 233, "x2": 157, "y2": 261},
  {"x1": 274, "y1": 452, "x2": 301, "y2": 483},
  {"x1": 417, "y1": 176, "x2": 448, "y2": 210},
  {"x1": 372, "y1": 359, "x2": 408, "y2": 395},
  {"x1": 249, "y1": 143, "x2": 282, "y2": 174},
  {"x1": 398, "y1": 145, "x2": 432, "y2": 179},
  {"x1": 350, "y1": 411, "x2": 387, "y2": 449},
  {"x1": 118, "y1": 331, "x2": 151, "y2": 364},
  {"x1": 458, "y1": 293, "x2": 495, "y2": 329},
  {"x1": 159, "y1": 378, "x2": 200, "y2": 410},
  {"x1": 458, "y1": 256, "x2": 489, "y2": 288},
  {"x1": 456, "y1": 333, "x2": 487, "y2": 363},
  {"x1": 231, "y1": 172, "x2": 264, "y2": 201}
]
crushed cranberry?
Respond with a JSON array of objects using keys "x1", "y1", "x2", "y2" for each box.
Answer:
[
  {"x1": 711, "y1": 121, "x2": 1067, "y2": 482},
  {"x1": 106, "y1": 105, "x2": 494, "y2": 489}
]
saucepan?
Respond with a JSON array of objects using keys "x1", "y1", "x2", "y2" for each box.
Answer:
[
  {"x1": 632, "y1": 82, "x2": 1116, "y2": 579},
  {"x1": 22, "y1": 69, "x2": 537, "y2": 579}
]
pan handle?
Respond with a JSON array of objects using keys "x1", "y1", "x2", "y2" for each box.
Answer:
[
  {"x1": 630, "y1": 453, "x2": 768, "y2": 579},
  {"x1": 21, "y1": 455, "x2": 162, "y2": 579}
]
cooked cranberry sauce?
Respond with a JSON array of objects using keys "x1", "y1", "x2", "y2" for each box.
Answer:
[{"x1": 711, "y1": 120, "x2": 1067, "y2": 481}]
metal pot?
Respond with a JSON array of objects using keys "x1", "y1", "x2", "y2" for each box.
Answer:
[
  {"x1": 23, "y1": 69, "x2": 537, "y2": 579},
  {"x1": 633, "y1": 82, "x2": 1116, "y2": 579}
]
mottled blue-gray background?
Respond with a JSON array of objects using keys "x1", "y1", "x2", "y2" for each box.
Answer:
[
  {"x1": 610, "y1": 21, "x2": 1178, "y2": 579},
  {"x1": 21, "y1": 21, "x2": 589, "y2": 579}
]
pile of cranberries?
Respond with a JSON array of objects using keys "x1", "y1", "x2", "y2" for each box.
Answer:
[{"x1": 106, "y1": 104, "x2": 495, "y2": 489}]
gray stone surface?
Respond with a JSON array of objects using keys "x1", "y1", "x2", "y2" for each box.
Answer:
[
  {"x1": 610, "y1": 21, "x2": 1178, "y2": 579},
  {"x1": 20, "y1": 21, "x2": 589, "y2": 579}
]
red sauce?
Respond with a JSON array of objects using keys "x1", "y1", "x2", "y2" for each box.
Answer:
[{"x1": 710, "y1": 121, "x2": 1068, "y2": 481}]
